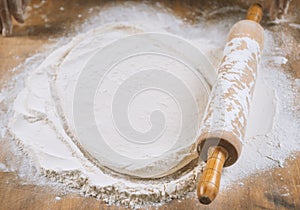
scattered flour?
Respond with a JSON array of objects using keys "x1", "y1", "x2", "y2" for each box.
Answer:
[
  {"x1": 289, "y1": 23, "x2": 300, "y2": 29},
  {"x1": 0, "y1": 163, "x2": 9, "y2": 172},
  {"x1": 0, "y1": 2, "x2": 299, "y2": 208}
]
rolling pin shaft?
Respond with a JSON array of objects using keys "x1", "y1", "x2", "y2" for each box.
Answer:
[{"x1": 197, "y1": 4, "x2": 264, "y2": 204}]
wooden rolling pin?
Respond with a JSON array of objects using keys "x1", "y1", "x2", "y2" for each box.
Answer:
[{"x1": 197, "y1": 4, "x2": 264, "y2": 204}]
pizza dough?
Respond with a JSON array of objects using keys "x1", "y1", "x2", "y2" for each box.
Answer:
[
  {"x1": 11, "y1": 25, "x2": 216, "y2": 179},
  {"x1": 55, "y1": 30, "x2": 216, "y2": 178}
]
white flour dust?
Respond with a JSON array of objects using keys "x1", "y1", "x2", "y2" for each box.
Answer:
[{"x1": 0, "y1": 2, "x2": 300, "y2": 208}]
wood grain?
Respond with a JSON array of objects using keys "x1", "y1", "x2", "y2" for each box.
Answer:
[{"x1": 1, "y1": 153, "x2": 300, "y2": 210}]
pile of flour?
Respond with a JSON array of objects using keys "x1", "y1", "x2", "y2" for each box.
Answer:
[{"x1": 1, "y1": 2, "x2": 300, "y2": 208}]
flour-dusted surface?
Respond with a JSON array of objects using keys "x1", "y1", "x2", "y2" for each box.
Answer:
[{"x1": 0, "y1": 2, "x2": 299, "y2": 208}]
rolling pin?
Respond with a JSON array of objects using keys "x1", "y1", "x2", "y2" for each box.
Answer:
[{"x1": 196, "y1": 4, "x2": 264, "y2": 204}]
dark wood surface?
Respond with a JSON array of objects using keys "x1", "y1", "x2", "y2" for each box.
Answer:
[{"x1": 0, "y1": 1, "x2": 299, "y2": 209}]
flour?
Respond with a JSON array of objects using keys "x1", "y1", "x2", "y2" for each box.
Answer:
[{"x1": 1, "y1": 2, "x2": 300, "y2": 208}]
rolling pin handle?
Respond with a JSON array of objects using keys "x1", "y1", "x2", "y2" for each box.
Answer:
[
  {"x1": 197, "y1": 146, "x2": 228, "y2": 204},
  {"x1": 246, "y1": 3, "x2": 263, "y2": 23}
]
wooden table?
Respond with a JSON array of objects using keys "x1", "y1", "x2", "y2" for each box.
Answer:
[{"x1": 1, "y1": 1, "x2": 299, "y2": 209}]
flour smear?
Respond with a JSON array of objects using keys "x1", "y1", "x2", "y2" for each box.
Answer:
[{"x1": 0, "y1": 2, "x2": 299, "y2": 208}]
